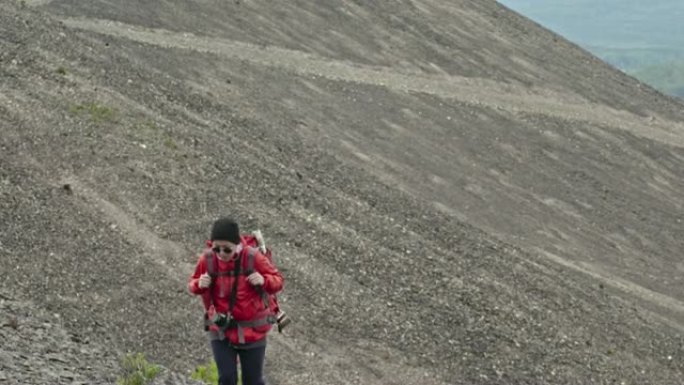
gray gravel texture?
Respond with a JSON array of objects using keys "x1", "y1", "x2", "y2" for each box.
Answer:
[{"x1": 1, "y1": 1, "x2": 683, "y2": 384}]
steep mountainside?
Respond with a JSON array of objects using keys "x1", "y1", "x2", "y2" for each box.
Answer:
[{"x1": 1, "y1": 1, "x2": 683, "y2": 384}]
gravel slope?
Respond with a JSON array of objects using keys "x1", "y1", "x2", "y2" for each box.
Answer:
[{"x1": 1, "y1": 1, "x2": 683, "y2": 384}]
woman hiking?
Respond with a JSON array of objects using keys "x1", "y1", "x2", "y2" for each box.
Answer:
[{"x1": 189, "y1": 217, "x2": 284, "y2": 385}]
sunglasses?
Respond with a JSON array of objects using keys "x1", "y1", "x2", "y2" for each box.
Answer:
[{"x1": 212, "y1": 246, "x2": 234, "y2": 254}]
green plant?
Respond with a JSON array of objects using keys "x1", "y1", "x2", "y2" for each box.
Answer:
[
  {"x1": 117, "y1": 353, "x2": 160, "y2": 385},
  {"x1": 163, "y1": 137, "x2": 178, "y2": 150},
  {"x1": 136, "y1": 119, "x2": 159, "y2": 132},
  {"x1": 69, "y1": 102, "x2": 117, "y2": 123},
  {"x1": 56, "y1": 67, "x2": 67, "y2": 75},
  {"x1": 192, "y1": 361, "x2": 242, "y2": 384},
  {"x1": 191, "y1": 361, "x2": 218, "y2": 384}
]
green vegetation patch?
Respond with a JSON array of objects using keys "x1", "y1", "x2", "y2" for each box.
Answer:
[
  {"x1": 135, "y1": 119, "x2": 160, "y2": 132},
  {"x1": 192, "y1": 361, "x2": 242, "y2": 384},
  {"x1": 69, "y1": 102, "x2": 117, "y2": 123},
  {"x1": 133, "y1": 119, "x2": 180, "y2": 150},
  {"x1": 117, "y1": 353, "x2": 160, "y2": 385},
  {"x1": 191, "y1": 361, "x2": 219, "y2": 384}
]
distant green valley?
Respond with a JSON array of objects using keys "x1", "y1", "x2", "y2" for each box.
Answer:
[{"x1": 498, "y1": 0, "x2": 684, "y2": 98}]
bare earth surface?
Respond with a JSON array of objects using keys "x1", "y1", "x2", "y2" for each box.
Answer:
[{"x1": 1, "y1": 1, "x2": 683, "y2": 384}]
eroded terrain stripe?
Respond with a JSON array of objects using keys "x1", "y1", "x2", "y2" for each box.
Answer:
[
  {"x1": 59, "y1": 17, "x2": 684, "y2": 149},
  {"x1": 23, "y1": 0, "x2": 55, "y2": 6},
  {"x1": 536, "y1": 248, "x2": 684, "y2": 333}
]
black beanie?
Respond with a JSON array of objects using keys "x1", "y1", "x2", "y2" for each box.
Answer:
[{"x1": 210, "y1": 217, "x2": 241, "y2": 244}]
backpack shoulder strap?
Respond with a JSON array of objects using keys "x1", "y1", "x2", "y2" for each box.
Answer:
[
  {"x1": 245, "y1": 246, "x2": 270, "y2": 309},
  {"x1": 202, "y1": 251, "x2": 218, "y2": 312},
  {"x1": 246, "y1": 247, "x2": 257, "y2": 274},
  {"x1": 204, "y1": 251, "x2": 217, "y2": 277}
]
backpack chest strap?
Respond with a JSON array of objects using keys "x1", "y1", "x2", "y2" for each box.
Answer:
[
  {"x1": 206, "y1": 248, "x2": 269, "y2": 309},
  {"x1": 210, "y1": 270, "x2": 244, "y2": 278},
  {"x1": 205, "y1": 252, "x2": 241, "y2": 311}
]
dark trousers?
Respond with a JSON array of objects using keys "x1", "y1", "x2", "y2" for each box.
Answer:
[{"x1": 210, "y1": 340, "x2": 266, "y2": 385}]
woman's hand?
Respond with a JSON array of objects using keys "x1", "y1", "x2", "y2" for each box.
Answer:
[
  {"x1": 198, "y1": 273, "x2": 212, "y2": 289},
  {"x1": 247, "y1": 272, "x2": 265, "y2": 286}
]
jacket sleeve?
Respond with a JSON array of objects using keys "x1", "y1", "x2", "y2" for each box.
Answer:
[
  {"x1": 188, "y1": 253, "x2": 209, "y2": 295},
  {"x1": 254, "y1": 252, "x2": 284, "y2": 294}
]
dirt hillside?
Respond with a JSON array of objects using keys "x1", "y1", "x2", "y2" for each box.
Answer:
[{"x1": 1, "y1": 1, "x2": 683, "y2": 384}]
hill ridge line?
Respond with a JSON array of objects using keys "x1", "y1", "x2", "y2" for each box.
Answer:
[{"x1": 59, "y1": 16, "x2": 684, "y2": 149}]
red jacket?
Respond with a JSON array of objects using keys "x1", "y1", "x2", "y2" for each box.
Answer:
[{"x1": 188, "y1": 239, "x2": 284, "y2": 345}]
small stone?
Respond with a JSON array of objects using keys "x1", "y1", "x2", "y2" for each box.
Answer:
[
  {"x1": 7, "y1": 317, "x2": 18, "y2": 329},
  {"x1": 47, "y1": 354, "x2": 68, "y2": 364},
  {"x1": 59, "y1": 370, "x2": 76, "y2": 380}
]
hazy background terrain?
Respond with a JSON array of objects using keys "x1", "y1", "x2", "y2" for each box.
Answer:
[{"x1": 498, "y1": 0, "x2": 684, "y2": 97}]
